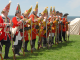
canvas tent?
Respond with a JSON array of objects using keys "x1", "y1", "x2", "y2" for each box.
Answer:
[{"x1": 69, "y1": 18, "x2": 80, "y2": 35}]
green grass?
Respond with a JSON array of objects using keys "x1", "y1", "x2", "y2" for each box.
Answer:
[{"x1": 2, "y1": 35, "x2": 80, "y2": 60}]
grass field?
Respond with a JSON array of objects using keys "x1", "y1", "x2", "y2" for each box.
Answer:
[{"x1": 2, "y1": 35, "x2": 80, "y2": 60}]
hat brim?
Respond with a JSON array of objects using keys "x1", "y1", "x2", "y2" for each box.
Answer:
[{"x1": 63, "y1": 13, "x2": 69, "y2": 17}]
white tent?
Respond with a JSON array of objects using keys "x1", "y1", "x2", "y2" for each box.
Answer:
[{"x1": 69, "y1": 18, "x2": 80, "y2": 35}]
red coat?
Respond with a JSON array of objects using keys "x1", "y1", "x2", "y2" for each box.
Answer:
[
  {"x1": 62, "y1": 18, "x2": 68, "y2": 32},
  {"x1": 12, "y1": 17, "x2": 23, "y2": 28},
  {"x1": 12, "y1": 16, "x2": 23, "y2": 35},
  {"x1": 0, "y1": 16, "x2": 11, "y2": 41},
  {"x1": 48, "y1": 16, "x2": 55, "y2": 33},
  {"x1": 29, "y1": 14, "x2": 39, "y2": 40}
]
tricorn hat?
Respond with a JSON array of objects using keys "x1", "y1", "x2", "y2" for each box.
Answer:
[{"x1": 63, "y1": 13, "x2": 69, "y2": 17}]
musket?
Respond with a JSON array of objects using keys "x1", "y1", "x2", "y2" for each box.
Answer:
[
  {"x1": 37, "y1": 18, "x2": 42, "y2": 50},
  {"x1": 46, "y1": 18, "x2": 49, "y2": 49},
  {"x1": 50, "y1": 16, "x2": 53, "y2": 47},
  {"x1": 56, "y1": 21, "x2": 58, "y2": 44},
  {"x1": 0, "y1": 42, "x2": 3, "y2": 60},
  {"x1": 10, "y1": 20, "x2": 16, "y2": 60},
  {"x1": 55, "y1": 16, "x2": 59, "y2": 45},
  {"x1": 55, "y1": 18, "x2": 57, "y2": 45},
  {"x1": 31, "y1": 18, "x2": 33, "y2": 53},
  {"x1": 11, "y1": 32, "x2": 16, "y2": 60},
  {"x1": 22, "y1": 21, "x2": 25, "y2": 56},
  {"x1": 50, "y1": 6, "x2": 53, "y2": 47},
  {"x1": 58, "y1": 16, "x2": 60, "y2": 44}
]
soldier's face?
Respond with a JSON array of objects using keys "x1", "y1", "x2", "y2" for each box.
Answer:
[
  {"x1": 60, "y1": 14, "x2": 63, "y2": 17},
  {"x1": 16, "y1": 11, "x2": 21, "y2": 18},
  {"x1": 24, "y1": 13, "x2": 30, "y2": 18},
  {"x1": 65, "y1": 16, "x2": 67, "y2": 18},
  {"x1": 3, "y1": 11, "x2": 8, "y2": 17},
  {"x1": 24, "y1": 14, "x2": 28, "y2": 18}
]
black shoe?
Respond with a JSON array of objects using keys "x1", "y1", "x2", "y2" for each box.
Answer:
[
  {"x1": 64, "y1": 40, "x2": 65, "y2": 41},
  {"x1": 24, "y1": 50, "x2": 29, "y2": 52},
  {"x1": 4, "y1": 56, "x2": 10, "y2": 59}
]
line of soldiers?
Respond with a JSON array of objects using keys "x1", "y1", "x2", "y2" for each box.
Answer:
[{"x1": 0, "y1": 1, "x2": 70, "y2": 60}]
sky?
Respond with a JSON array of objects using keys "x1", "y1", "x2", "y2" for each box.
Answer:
[{"x1": 0, "y1": 0, "x2": 80, "y2": 16}]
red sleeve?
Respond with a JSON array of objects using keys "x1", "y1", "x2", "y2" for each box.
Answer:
[
  {"x1": 12, "y1": 17, "x2": 18, "y2": 26},
  {"x1": 12, "y1": 17, "x2": 22, "y2": 26},
  {"x1": 20, "y1": 16, "x2": 23, "y2": 19}
]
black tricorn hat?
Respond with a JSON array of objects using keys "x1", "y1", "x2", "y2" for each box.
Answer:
[{"x1": 63, "y1": 13, "x2": 69, "y2": 17}]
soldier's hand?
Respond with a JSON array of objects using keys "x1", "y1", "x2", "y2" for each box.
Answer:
[
  {"x1": 9, "y1": 20, "x2": 13, "y2": 26},
  {"x1": 22, "y1": 18, "x2": 25, "y2": 21},
  {"x1": 9, "y1": 23, "x2": 12, "y2": 26}
]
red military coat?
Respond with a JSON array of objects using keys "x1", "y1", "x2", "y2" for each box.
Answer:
[
  {"x1": 12, "y1": 16, "x2": 23, "y2": 36},
  {"x1": 48, "y1": 16, "x2": 56, "y2": 33},
  {"x1": 0, "y1": 15, "x2": 11, "y2": 41},
  {"x1": 29, "y1": 14, "x2": 39, "y2": 40},
  {"x1": 62, "y1": 18, "x2": 68, "y2": 32}
]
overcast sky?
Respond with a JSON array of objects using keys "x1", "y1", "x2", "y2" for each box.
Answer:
[{"x1": 0, "y1": 0, "x2": 80, "y2": 16}]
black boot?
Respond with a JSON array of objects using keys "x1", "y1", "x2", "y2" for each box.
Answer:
[
  {"x1": 4, "y1": 42, "x2": 11, "y2": 59},
  {"x1": 49, "y1": 36, "x2": 52, "y2": 47},
  {"x1": 62, "y1": 32, "x2": 66, "y2": 42},
  {"x1": 14, "y1": 45, "x2": 20, "y2": 56},
  {"x1": 49, "y1": 36, "x2": 51, "y2": 44},
  {"x1": 43, "y1": 38, "x2": 47, "y2": 48},
  {"x1": 32, "y1": 39, "x2": 36, "y2": 50},
  {"x1": 0, "y1": 41, "x2": 3, "y2": 52},
  {"x1": 18, "y1": 40, "x2": 22, "y2": 53},
  {"x1": 51, "y1": 37, "x2": 54, "y2": 45},
  {"x1": 24, "y1": 41, "x2": 29, "y2": 52}
]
